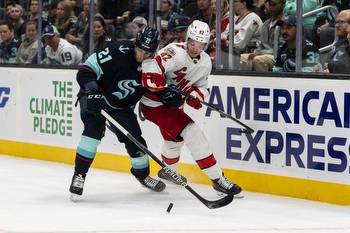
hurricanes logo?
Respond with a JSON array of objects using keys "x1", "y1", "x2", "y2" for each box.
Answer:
[{"x1": 112, "y1": 80, "x2": 140, "y2": 100}]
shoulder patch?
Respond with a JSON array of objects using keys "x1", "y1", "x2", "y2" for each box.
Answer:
[{"x1": 165, "y1": 47, "x2": 176, "y2": 56}]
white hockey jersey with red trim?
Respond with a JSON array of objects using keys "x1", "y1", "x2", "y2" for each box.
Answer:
[{"x1": 141, "y1": 42, "x2": 212, "y2": 107}]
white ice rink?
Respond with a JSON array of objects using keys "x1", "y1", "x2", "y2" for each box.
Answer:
[{"x1": 1, "y1": 154, "x2": 350, "y2": 233}]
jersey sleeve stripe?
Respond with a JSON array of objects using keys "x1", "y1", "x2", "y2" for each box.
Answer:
[{"x1": 155, "y1": 55, "x2": 165, "y2": 73}]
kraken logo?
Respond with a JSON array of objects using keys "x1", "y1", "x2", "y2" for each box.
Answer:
[{"x1": 112, "y1": 80, "x2": 140, "y2": 99}]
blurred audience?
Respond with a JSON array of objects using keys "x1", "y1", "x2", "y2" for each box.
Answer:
[
  {"x1": 16, "y1": 20, "x2": 41, "y2": 64},
  {"x1": 273, "y1": 14, "x2": 320, "y2": 72},
  {"x1": 240, "y1": 0, "x2": 284, "y2": 71},
  {"x1": 54, "y1": 0, "x2": 77, "y2": 38},
  {"x1": 0, "y1": 20, "x2": 20, "y2": 63},
  {"x1": 42, "y1": 24, "x2": 82, "y2": 65}
]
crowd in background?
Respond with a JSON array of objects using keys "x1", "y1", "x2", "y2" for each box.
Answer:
[{"x1": 0, "y1": 0, "x2": 350, "y2": 74}]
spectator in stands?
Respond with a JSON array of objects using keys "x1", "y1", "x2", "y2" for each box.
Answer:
[
  {"x1": 159, "y1": 20, "x2": 174, "y2": 49},
  {"x1": 42, "y1": 24, "x2": 82, "y2": 65},
  {"x1": 54, "y1": 0, "x2": 77, "y2": 38},
  {"x1": 16, "y1": 20, "x2": 41, "y2": 64},
  {"x1": 192, "y1": 0, "x2": 214, "y2": 28},
  {"x1": 82, "y1": 14, "x2": 112, "y2": 60},
  {"x1": 98, "y1": 0, "x2": 130, "y2": 39},
  {"x1": 28, "y1": 0, "x2": 51, "y2": 31},
  {"x1": 161, "y1": 0, "x2": 176, "y2": 21},
  {"x1": 273, "y1": 14, "x2": 320, "y2": 72},
  {"x1": 0, "y1": 20, "x2": 20, "y2": 63},
  {"x1": 9, "y1": 4, "x2": 25, "y2": 41},
  {"x1": 47, "y1": 1, "x2": 58, "y2": 24},
  {"x1": 240, "y1": 0, "x2": 284, "y2": 71},
  {"x1": 222, "y1": 0, "x2": 263, "y2": 53},
  {"x1": 315, "y1": 9, "x2": 350, "y2": 74},
  {"x1": 132, "y1": 16, "x2": 147, "y2": 32},
  {"x1": 3, "y1": 2, "x2": 15, "y2": 21},
  {"x1": 208, "y1": 0, "x2": 230, "y2": 60},
  {"x1": 168, "y1": 13, "x2": 191, "y2": 43},
  {"x1": 65, "y1": 0, "x2": 95, "y2": 49},
  {"x1": 28, "y1": 0, "x2": 39, "y2": 20}
]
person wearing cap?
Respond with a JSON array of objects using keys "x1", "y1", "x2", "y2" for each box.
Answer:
[
  {"x1": 272, "y1": 14, "x2": 320, "y2": 72},
  {"x1": 42, "y1": 24, "x2": 82, "y2": 65},
  {"x1": 240, "y1": 0, "x2": 285, "y2": 71},
  {"x1": 69, "y1": 26, "x2": 165, "y2": 202},
  {"x1": 168, "y1": 14, "x2": 191, "y2": 43}
]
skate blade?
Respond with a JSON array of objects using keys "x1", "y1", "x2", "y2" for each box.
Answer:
[
  {"x1": 216, "y1": 191, "x2": 245, "y2": 199},
  {"x1": 70, "y1": 193, "x2": 82, "y2": 202}
]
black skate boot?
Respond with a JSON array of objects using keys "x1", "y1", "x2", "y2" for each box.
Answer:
[
  {"x1": 137, "y1": 176, "x2": 166, "y2": 192},
  {"x1": 212, "y1": 175, "x2": 242, "y2": 196},
  {"x1": 69, "y1": 173, "x2": 85, "y2": 202},
  {"x1": 158, "y1": 168, "x2": 187, "y2": 185}
]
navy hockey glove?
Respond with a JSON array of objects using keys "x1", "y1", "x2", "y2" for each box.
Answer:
[
  {"x1": 78, "y1": 89, "x2": 106, "y2": 121},
  {"x1": 159, "y1": 85, "x2": 184, "y2": 107}
]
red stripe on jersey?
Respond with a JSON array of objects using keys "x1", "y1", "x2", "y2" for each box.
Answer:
[
  {"x1": 76, "y1": 153, "x2": 93, "y2": 163},
  {"x1": 155, "y1": 55, "x2": 165, "y2": 73},
  {"x1": 144, "y1": 91, "x2": 161, "y2": 101},
  {"x1": 80, "y1": 65, "x2": 94, "y2": 73},
  {"x1": 161, "y1": 154, "x2": 180, "y2": 165},
  {"x1": 196, "y1": 154, "x2": 217, "y2": 169}
]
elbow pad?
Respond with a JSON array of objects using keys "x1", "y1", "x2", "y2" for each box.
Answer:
[{"x1": 76, "y1": 66, "x2": 98, "y2": 88}]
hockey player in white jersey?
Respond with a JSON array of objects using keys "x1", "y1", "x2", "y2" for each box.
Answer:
[
  {"x1": 42, "y1": 25, "x2": 82, "y2": 65},
  {"x1": 140, "y1": 20, "x2": 242, "y2": 196}
]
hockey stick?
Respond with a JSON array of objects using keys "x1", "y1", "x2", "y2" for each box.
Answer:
[
  {"x1": 101, "y1": 109, "x2": 234, "y2": 209},
  {"x1": 168, "y1": 86, "x2": 254, "y2": 134}
]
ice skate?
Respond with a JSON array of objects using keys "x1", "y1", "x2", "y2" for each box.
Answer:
[
  {"x1": 137, "y1": 176, "x2": 166, "y2": 192},
  {"x1": 158, "y1": 168, "x2": 187, "y2": 185},
  {"x1": 69, "y1": 173, "x2": 85, "y2": 202},
  {"x1": 212, "y1": 175, "x2": 242, "y2": 196}
]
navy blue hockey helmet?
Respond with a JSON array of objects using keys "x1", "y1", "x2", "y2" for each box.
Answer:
[{"x1": 135, "y1": 26, "x2": 160, "y2": 53}]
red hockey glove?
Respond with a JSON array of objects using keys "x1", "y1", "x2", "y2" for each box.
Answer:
[
  {"x1": 186, "y1": 87, "x2": 204, "y2": 110},
  {"x1": 141, "y1": 72, "x2": 166, "y2": 91}
]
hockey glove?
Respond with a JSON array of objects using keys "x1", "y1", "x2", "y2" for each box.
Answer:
[
  {"x1": 185, "y1": 87, "x2": 203, "y2": 110},
  {"x1": 159, "y1": 85, "x2": 184, "y2": 107},
  {"x1": 78, "y1": 89, "x2": 106, "y2": 121},
  {"x1": 141, "y1": 72, "x2": 166, "y2": 91}
]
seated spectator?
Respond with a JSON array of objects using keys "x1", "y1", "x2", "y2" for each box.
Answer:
[
  {"x1": 273, "y1": 15, "x2": 320, "y2": 72},
  {"x1": 240, "y1": 0, "x2": 285, "y2": 71},
  {"x1": 54, "y1": 0, "x2": 77, "y2": 38},
  {"x1": 192, "y1": 0, "x2": 214, "y2": 28},
  {"x1": 9, "y1": 4, "x2": 25, "y2": 41},
  {"x1": 222, "y1": 0, "x2": 263, "y2": 53},
  {"x1": 28, "y1": 0, "x2": 51, "y2": 31},
  {"x1": 161, "y1": 0, "x2": 176, "y2": 21},
  {"x1": 208, "y1": 0, "x2": 229, "y2": 60},
  {"x1": 168, "y1": 13, "x2": 191, "y2": 43},
  {"x1": 65, "y1": 0, "x2": 95, "y2": 49},
  {"x1": 16, "y1": 20, "x2": 42, "y2": 64},
  {"x1": 0, "y1": 20, "x2": 20, "y2": 63},
  {"x1": 82, "y1": 14, "x2": 112, "y2": 60},
  {"x1": 315, "y1": 9, "x2": 350, "y2": 74},
  {"x1": 42, "y1": 25, "x2": 82, "y2": 65}
]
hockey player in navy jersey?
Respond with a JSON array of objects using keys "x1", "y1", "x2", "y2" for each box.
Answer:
[{"x1": 69, "y1": 26, "x2": 165, "y2": 201}]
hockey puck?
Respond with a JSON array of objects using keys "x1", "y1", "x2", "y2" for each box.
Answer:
[{"x1": 166, "y1": 202, "x2": 173, "y2": 213}]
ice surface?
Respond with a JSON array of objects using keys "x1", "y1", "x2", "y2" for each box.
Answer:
[{"x1": 0, "y1": 155, "x2": 349, "y2": 233}]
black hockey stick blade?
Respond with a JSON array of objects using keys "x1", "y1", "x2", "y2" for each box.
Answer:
[
  {"x1": 101, "y1": 109, "x2": 234, "y2": 209},
  {"x1": 168, "y1": 86, "x2": 254, "y2": 134}
]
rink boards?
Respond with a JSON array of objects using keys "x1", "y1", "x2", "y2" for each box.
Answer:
[{"x1": 0, "y1": 67, "x2": 349, "y2": 205}]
